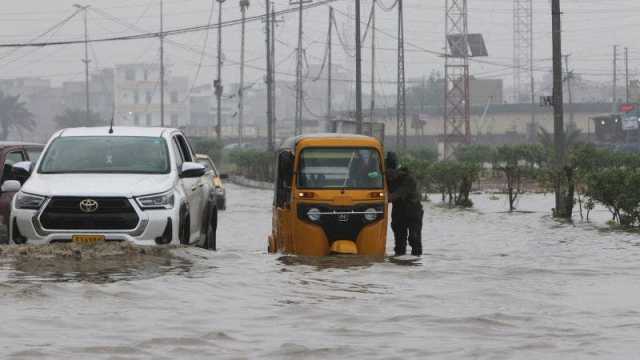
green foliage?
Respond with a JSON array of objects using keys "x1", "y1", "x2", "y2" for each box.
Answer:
[
  {"x1": 0, "y1": 91, "x2": 34, "y2": 140},
  {"x1": 54, "y1": 108, "x2": 104, "y2": 129},
  {"x1": 493, "y1": 144, "x2": 544, "y2": 211},
  {"x1": 579, "y1": 148, "x2": 640, "y2": 227},
  {"x1": 428, "y1": 160, "x2": 481, "y2": 208},
  {"x1": 190, "y1": 137, "x2": 224, "y2": 164},
  {"x1": 226, "y1": 149, "x2": 275, "y2": 182}
]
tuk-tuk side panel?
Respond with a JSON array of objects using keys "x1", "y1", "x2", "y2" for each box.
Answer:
[{"x1": 356, "y1": 220, "x2": 388, "y2": 256}]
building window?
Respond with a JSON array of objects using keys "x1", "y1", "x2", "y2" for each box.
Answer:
[
  {"x1": 145, "y1": 91, "x2": 152, "y2": 104},
  {"x1": 170, "y1": 91, "x2": 179, "y2": 104},
  {"x1": 171, "y1": 114, "x2": 179, "y2": 127},
  {"x1": 143, "y1": 70, "x2": 149, "y2": 81},
  {"x1": 145, "y1": 113, "x2": 152, "y2": 126},
  {"x1": 133, "y1": 114, "x2": 140, "y2": 126},
  {"x1": 134, "y1": 91, "x2": 140, "y2": 104},
  {"x1": 125, "y1": 69, "x2": 135, "y2": 81}
]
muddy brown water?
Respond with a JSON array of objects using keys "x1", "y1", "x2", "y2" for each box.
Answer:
[{"x1": 1, "y1": 184, "x2": 640, "y2": 359}]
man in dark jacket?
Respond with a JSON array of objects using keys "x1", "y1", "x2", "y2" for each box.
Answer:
[{"x1": 387, "y1": 154, "x2": 423, "y2": 256}]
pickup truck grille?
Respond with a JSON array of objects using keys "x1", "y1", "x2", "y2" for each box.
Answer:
[{"x1": 40, "y1": 197, "x2": 139, "y2": 230}]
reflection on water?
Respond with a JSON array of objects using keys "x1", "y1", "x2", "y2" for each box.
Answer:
[
  {"x1": 0, "y1": 242, "x2": 194, "y2": 284},
  {"x1": 277, "y1": 255, "x2": 382, "y2": 270}
]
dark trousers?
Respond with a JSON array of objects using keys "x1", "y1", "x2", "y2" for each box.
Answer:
[{"x1": 391, "y1": 209, "x2": 423, "y2": 256}]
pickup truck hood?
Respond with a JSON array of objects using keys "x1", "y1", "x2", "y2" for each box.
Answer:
[{"x1": 22, "y1": 173, "x2": 176, "y2": 198}]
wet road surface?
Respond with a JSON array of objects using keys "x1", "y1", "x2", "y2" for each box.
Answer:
[{"x1": 2, "y1": 184, "x2": 640, "y2": 359}]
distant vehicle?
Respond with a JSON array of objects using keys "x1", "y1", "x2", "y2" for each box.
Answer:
[
  {"x1": 268, "y1": 134, "x2": 390, "y2": 256},
  {"x1": 0, "y1": 142, "x2": 44, "y2": 243},
  {"x1": 196, "y1": 154, "x2": 228, "y2": 210},
  {"x1": 8, "y1": 127, "x2": 218, "y2": 249}
]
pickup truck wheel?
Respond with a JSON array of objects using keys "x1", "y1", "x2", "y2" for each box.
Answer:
[{"x1": 179, "y1": 205, "x2": 190, "y2": 245}]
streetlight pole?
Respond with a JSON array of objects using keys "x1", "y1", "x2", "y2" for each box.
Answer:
[
  {"x1": 239, "y1": 0, "x2": 249, "y2": 144},
  {"x1": 74, "y1": 4, "x2": 90, "y2": 121},
  {"x1": 160, "y1": 0, "x2": 165, "y2": 127},
  {"x1": 355, "y1": 0, "x2": 363, "y2": 134},
  {"x1": 215, "y1": 0, "x2": 226, "y2": 141}
]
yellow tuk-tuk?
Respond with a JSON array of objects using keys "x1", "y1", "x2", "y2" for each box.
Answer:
[{"x1": 268, "y1": 134, "x2": 389, "y2": 257}]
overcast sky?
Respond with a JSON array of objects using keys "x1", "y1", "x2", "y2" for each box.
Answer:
[{"x1": 0, "y1": 0, "x2": 638, "y2": 102}]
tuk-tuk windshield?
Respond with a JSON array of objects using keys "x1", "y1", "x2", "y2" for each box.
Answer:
[{"x1": 298, "y1": 147, "x2": 384, "y2": 189}]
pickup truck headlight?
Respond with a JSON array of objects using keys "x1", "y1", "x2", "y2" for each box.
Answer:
[
  {"x1": 135, "y1": 191, "x2": 175, "y2": 210},
  {"x1": 15, "y1": 192, "x2": 46, "y2": 210}
]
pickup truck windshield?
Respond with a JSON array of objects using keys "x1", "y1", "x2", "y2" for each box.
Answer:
[
  {"x1": 39, "y1": 136, "x2": 170, "y2": 174},
  {"x1": 297, "y1": 148, "x2": 383, "y2": 189}
]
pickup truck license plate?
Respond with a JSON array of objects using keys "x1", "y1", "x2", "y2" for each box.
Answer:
[{"x1": 72, "y1": 235, "x2": 106, "y2": 244}]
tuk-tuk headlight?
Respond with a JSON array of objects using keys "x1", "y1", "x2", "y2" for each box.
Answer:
[
  {"x1": 307, "y1": 208, "x2": 321, "y2": 222},
  {"x1": 364, "y1": 208, "x2": 378, "y2": 222}
]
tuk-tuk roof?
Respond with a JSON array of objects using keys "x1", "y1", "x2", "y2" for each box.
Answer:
[{"x1": 280, "y1": 133, "x2": 382, "y2": 151}]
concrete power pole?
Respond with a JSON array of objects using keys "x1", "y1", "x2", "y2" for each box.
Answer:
[
  {"x1": 215, "y1": 0, "x2": 226, "y2": 141},
  {"x1": 369, "y1": 1, "x2": 376, "y2": 133},
  {"x1": 327, "y1": 7, "x2": 333, "y2": 132},
  {"x1": 160, "y1": 0, "x2": 165, "y2": 127},
  {"x1": 355, "y1": 0, "x2": 363, "y2": 134},
  {"x1": 294, "y1": 0, "x2": 304, "y2": 136},
  {"x1": 238, "y1": 0, "x2": 249, "y2": 144},
  {"x1": 613, "y1": 45, "x2": 618, "y2": 113},
  {"x1": 625, "y1": 47, "x2": 630, "y2": 103},
  {"x1": 73, "y1": 4, "x2": 91, "y2": 121},
  {"x1": 551, "y1": 0, "x2": 568, "y2": 218},
  {"x1": 264, "y1": 0, "x2": 274, "y2": 150},
  {"x1": 396, "y1": 0, "x2": 407, "y2": 150}
]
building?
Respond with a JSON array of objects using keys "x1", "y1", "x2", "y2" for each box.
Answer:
[
  {"x1": 113, "y1": 64, "x2": 190, "y2": 128},
  {"x1": 0, "y1": 77, "x2": 63, "y2": 142}
]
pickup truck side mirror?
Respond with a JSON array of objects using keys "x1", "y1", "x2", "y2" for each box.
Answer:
[
  {"x1": 1, "y1": 180, "x2": 21, "y2": 193},
  {"x1": 12, "y1": 161, "x2": 33, "y2": 182},
  {"x1": 180, "y1": 162, "x2": 206, "y2": 178}
]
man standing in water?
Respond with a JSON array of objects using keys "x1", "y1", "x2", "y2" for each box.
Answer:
[{"x1": 386, "y1": 153, "x2": 424, "y2": 256}]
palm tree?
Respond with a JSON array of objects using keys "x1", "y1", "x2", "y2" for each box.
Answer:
[
  {"x1": 0, "y1": 91, "x2": 35, "y2": 140},
  {"x1": 54, "y1": 108, "x2": 104, "y2": 129}
]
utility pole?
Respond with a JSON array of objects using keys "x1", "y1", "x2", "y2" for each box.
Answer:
[
  {"x1": 369, "y1": 0, "x2": 376, "y2": 134},
  {"x1": 613, "y1": 45, "x2": 618, "y2": 113},
  {"x1": 552, "y1": 0, "x2": 568, "y2": 218},
  {"x1": 564, "y1": 54, "x2": 574, "y2": 125},
  {"x1": 327, "y1": 7, "x2": 333, "y2": 131},
  {"x1": 238, "y1": 0, "x2": 249, "y2": 144},
  {"x1": 396, "y1": 0, "x2": 407, "y2": 149},
  {"x1": 271, "y1": 2, "x2": 278, "y2": 140},
  {"x1": 294, "y1": 0, "x2": 305, "y2": 136},
  {"x1": 355, "y1": 0, "x2": 363, "y2": 134},
  {"x1": 215, "y1": 0, "x2": 226, "y2": 141},
  {"x1": 625, "y1": 47, "x2": 630, "y2": 103},
  {"x1": 74, "y1": 4, "x2": 91, "y2": 121},
  {"x1": 160, "y1": 0, "x2": 165, "y2": 127},
  {"x1": 264, "y1": 0, "x2": 274, "y2": 150}
]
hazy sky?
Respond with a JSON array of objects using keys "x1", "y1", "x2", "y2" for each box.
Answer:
[{"x1": 0, "y1": 0, "x2": 638, "y2": 103}]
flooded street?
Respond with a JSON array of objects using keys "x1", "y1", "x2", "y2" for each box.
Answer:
[{"x1": 2, "y1": 184, "x2": 640, "y2": 359}]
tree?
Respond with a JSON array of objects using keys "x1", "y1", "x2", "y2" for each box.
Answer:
[
  {"x1": 0, "y1": 91, "x2": 35, "y2": 140},
  {"x1": 494, "y1": 144, "x2": 543, "y2": 211},
  {"x1": 54, "y1": 108, "x2": 104, "y2": 129}
]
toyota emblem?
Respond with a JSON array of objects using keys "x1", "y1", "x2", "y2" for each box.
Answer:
[{"x1": 79, "y1": 199, "x2": 99, "y2": 213}]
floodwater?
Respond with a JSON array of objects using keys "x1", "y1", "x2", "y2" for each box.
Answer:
[{"x1": 2, "y1": 184, "x2": 640, "y2": 359}]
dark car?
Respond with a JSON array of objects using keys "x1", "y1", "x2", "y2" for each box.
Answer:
[
  {"x1": 0, "y1": 142, "x2": 44, "y2": 243},
  {"x1": 196, "y1": 154, "x2": 228, "y2": 210}
]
